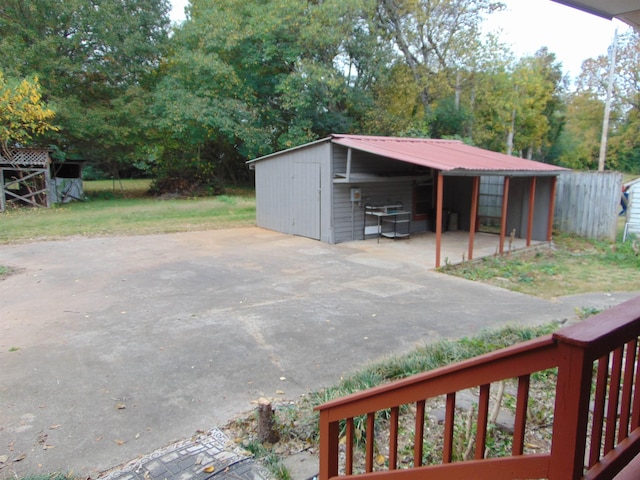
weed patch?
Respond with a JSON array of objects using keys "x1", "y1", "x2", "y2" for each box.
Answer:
[
  {"x1": 0, "y1": 265, "x2": 13, "y2": 280},
  {"x1": 439, "y1": 233, "x2": 640, "y2": 298}
]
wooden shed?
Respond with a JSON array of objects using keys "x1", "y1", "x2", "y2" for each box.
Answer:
[
  {"x1": 247, "y1": 134, "x2": 567, "y2": 267},
  {"x1": 0, "y1": 148, "x2": 51, "y2": 211},
  {"x1": 624, "y1": 177, "x2": 640, "y2": 241}
]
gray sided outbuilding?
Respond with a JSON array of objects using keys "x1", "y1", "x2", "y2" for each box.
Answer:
[{"x1": 248, "y1": 135, "x2": 567, "y2": 266}]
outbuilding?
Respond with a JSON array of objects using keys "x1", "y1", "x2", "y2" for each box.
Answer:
[
  {"x1": 623, "y1": 177, "x2": 640, "y2": 241},
  {"x1": 247, "y1": 134, "x2": 567, "y2": 267}
]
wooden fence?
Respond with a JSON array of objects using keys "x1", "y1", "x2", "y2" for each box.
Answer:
[{"x1": 554, "y1": 171, "x2": 622, "y2": 241}]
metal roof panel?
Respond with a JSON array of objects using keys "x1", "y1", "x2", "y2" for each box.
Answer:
[{"x1": 331, "y1": 134, "x2": 567, "y2": 174}]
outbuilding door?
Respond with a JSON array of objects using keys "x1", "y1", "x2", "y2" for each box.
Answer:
[{"x1": 292, "y1": 162, "x2": 321, "y2": 240}]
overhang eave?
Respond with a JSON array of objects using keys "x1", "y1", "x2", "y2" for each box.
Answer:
[{"x1": 441, "y1": 169, "x2": 564, "y2": 177}]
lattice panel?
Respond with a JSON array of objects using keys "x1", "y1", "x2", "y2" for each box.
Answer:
[{"x1": 0, "y1": 148, "x2": 50, "y2": 166}]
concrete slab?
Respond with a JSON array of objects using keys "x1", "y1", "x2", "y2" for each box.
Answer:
[
  {"x1": 281, "y1": 452, "x2": 318, "y2": 480},
  {"x1": 0, "y1": 227, "x2": 636, "y2": 478}
]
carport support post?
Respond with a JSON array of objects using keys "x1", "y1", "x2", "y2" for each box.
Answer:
[
  {"x1": 526, "y1": 177, "x2": 536, "y2": 246},
  {"x1": 468, "y1": 176, "x2": 480, "y2": 261},
  {"x1": 435, "y1": 173, "x2": 444, "y2": 268},
  {"x1": 499, "y1": 176, "x2": 511, "y2": 254}
]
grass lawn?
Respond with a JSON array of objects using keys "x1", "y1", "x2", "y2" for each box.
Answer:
[
  {"x1": 0, "y1": 180, "x2": 256, "y2": 244},
  {"x1": 439, "y1": 229, "x2": 640, "y2": 299}
]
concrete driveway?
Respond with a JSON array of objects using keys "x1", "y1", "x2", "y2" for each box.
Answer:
[{"x1": 0, "y1": 228, "x2": 634, "y2": 478}]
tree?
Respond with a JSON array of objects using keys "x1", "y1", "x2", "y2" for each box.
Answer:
[
  {"x1": 563, "y1": 29, "x2": 639, "y2": 171},
  {"x1": 151, "y1": 0, "x2": 378, "y2": 191},
  {"x1": 375, "y1": 0, "x2": 504, "y2": 117},
  {"x1": 0, "y1": 0, "x2": 171, "y2": 177},
  {"x1": 0, "y1": 72, "x2": 57, "y2": 158},
  {"x1": 471, "y1": 48, "x2": 566, "y2": 159}
]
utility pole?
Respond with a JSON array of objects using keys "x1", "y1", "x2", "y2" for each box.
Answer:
[{"x1": 598, "y1": 28, "x2": 618, "y2": 172}]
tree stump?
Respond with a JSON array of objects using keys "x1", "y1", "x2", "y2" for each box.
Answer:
[{"x1": 257, "y1": 397, "x2": 279, "y2": 444}]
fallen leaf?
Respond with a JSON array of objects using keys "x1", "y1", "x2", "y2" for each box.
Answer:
[
  {"x1": 276, "y1": 390, "x2": 285, "y2": 395},
  {"x1": 43, "y1": 445, "x2": 55, "y2": 450},
  {"x1": 49, "y1": 425, "x2": 61, "y2": 430},
  {"x1": 13, "y1": 453, "x2": 26, "y2": 462},
  {"x1": 143, "y1": 471, "x2": 151, "y2": 480},
  {"x1": 116, "y1": 403, "x2": 126, "y2": 410},
  {"x1": 375, "y1": 454, "x2": 386, "y2": 466},
  {"x1": 114, "y1": 439, "x2": 126, "y2": 445},
  {"x1": 203, "y1": 466, "x2": 215, "y2": 473},
  {"x1": 135, "y1": 433, "x2": 140, "y2": 439},
  {"x1": 0, "y1": 455, "x2": 8, "y2": 463}
]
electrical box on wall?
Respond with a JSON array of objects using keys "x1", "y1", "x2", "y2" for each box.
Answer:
[{"x1": 350, "y1": 188, "x2": 361, "y2": 202}]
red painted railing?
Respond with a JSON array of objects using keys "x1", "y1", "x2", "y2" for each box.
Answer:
[{"x1": 315, "y1": 296, "x2": 640, "y2": 480}]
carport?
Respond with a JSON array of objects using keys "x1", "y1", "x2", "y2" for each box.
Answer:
[{"x1": 248, "y1": 134, "x2": 567, "y2": 267}]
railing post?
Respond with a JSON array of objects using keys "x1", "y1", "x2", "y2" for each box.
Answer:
[
  {"x1": 319, "y1": 409, "x2": 339, "y2": 480},
  {"x1": 548, "y1": 341, "x2": 594, "y2": 479}
]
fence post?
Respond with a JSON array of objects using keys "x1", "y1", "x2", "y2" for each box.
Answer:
[
  {"x1": 548, "y1": 341, "x2": 594, "y2": 479},
  {"x1": 319, "y1": 409, "x2": 339, "y2": 480}
]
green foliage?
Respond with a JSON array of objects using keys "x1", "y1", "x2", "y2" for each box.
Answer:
[
  {"x1": 431, "y1": 97, "x2": 473, "y2": 139},
  {"x1": 444, "y1": 255, "x2": 559, "y2": 283},
  {"x1": 152, "y1": 0, "x2": 378, "y2": 191},
  {"x1": 244, "y1": 440, "x2": 292, "y2": 480},
  {"x1": 0, "y1": 0, "x2": 171, "y2": 176},
  {"x1": 575, "y1": 307, "x2": 602, "y2": 319},
  {"x1": 310, "y1": 323, "x2": 558, "y2": 406},
  {"x1": 564, "y1": 30, "x2": 640, "y2": 172},
  {"x1": 472, "y1": 48, "x2": 566, "y2": 158}
]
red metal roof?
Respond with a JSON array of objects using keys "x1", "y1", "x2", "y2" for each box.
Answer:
[{"x1": 331, "y1": 134, "x2": 567, "y2": 175}]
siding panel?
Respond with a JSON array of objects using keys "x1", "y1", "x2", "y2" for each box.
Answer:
[
  {"x1": 254, "y1": 141, "x2": 331, "y2": 240},
  {"x1": 334, "y1": 181, "x2": 414, "y2": 243},
  {"x1": 627, "y1": 183, "x2": 640, "y2": 238}
]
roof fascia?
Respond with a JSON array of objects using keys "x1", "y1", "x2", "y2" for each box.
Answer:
[
  {"x1": 442, "y1": 170, "x2": 564, "y2": 177},
  {"x1": 551, "y1": 0, "x2": 613, "y2": 20},
  {"x1": 246, "y1": 137, "x2": 331, "y2": 166}
]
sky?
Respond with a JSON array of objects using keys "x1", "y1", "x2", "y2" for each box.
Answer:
[{"x1": 168, "y1": 0, "x2": 628, "y2": 81}]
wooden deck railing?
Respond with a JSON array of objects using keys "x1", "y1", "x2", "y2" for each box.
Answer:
[{"x1": 315, "y1": 295, "x2": 640, "y2": 480}]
